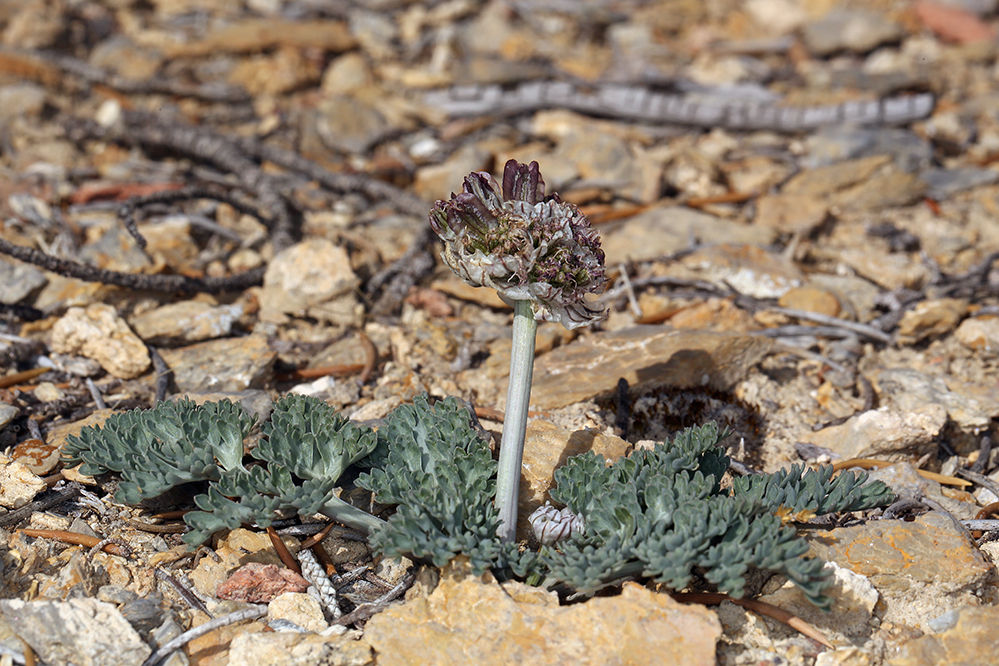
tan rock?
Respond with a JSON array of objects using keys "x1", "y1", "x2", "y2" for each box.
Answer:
[
  {"x1": 50, "y1": 304, "x2": 150, "y2": 379},
  {"x1": 797, "y1": 406, "x2": 946, "y2": 461},
  {"x1": 887, "y1": 605, "x2": 999, "y2": 666},
  {"x1": 896, "y1": 298, "x2": 968, "y2": 344},
  {"x1": 754, "y1": 193, "x2": 830, "y2": 234},
  {"x1": 953, "y1": 316, "x2": 999, "y2": 352},
  {"x1": 518, "y1": 420, "x2": 631, "y2": 539},
  {"x1": 364, "y1": 570, "x2": 721, "y2": 666},
  {"x1": 259, "y1": 239, "x2": 360, "y2": 322},
  {"x1": 600, "y1": 206, "x2": 777, "y2": 265},
  {"x1": 190, "y1": 529, "x2": 301, "y2": 598},
  {"x1": 162, "y1": 18, "x2": 356, "y2": 58},
  {"x1": 228, "y1": 47, "x2": 321, "y2": 96},
  {"x1": 267, "y1": 592, "x2": 328, "y2": 633},
  {"x1": 0, "y1": 454, "x2": 46, "y2": 508},
  {"x1": 11, "y1": 438, "x2": 60, "y2": 475},
  {"x1": 227, "y1": 630, "x2": 371, "y2": 666},
  {"x1": 807, "y1": 512, "x2": 994, "y2": 631},
  {"x1": 129, "y1": 300, "x2": 244, "y2": 346},
  {"x1": 783, "y1": 155, "x2": 892, "y2": 198},
  {"x1": 530, "y1": 327, "x2": 772, "y2": 410},
  {"x1": 157, "y1": 336, "x2": 276, "y2": 393},
  {"x1": 778, "y1": 286, "x2": 842, "y2": 318}
]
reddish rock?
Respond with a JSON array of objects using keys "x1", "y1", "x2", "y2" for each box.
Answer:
[{"x1": 215, "y1": 563, "x2": 310, "y2": 604}]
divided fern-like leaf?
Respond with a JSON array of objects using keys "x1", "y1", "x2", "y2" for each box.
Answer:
[
  {"x1": 542, "y1": 423, "x2": 896, "y2": 607},
  {"x1": 356, "y1": 394, "x2": 521, "y2": 573},
  {"x1": 62, "y1": 398, "x2": 255, "y2": 505}
]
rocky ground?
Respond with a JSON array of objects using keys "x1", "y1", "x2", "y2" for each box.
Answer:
[{"x1": 1, "y1": 0, "x2": 999, "y2": 664}]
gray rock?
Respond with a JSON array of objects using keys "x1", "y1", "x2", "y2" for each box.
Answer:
[
  {"x1": 873, "y1": 367, "x2": 993, "y2": 431},
  {"x1": 315, "y1": 95, "x2": 390, "y2": 154},
  {"x1": 600, "y1": 205, "x2": 777, "y2": 265},
  {"x1": 802, "y1": 9, "x2": 905, "y2": 55},
  {"x1": 0, "y1": 598, "x2": 151, "y2": 666},
  {"x1": 920, "y1": 167, "x2": 999, "y2": 200},
  {"x1": 0, "y1": 83, "x2": 47, "y2": 121},
  {"x1": 129, "y1": 300, "x2": 245, "y2": 346},
  {"x1": 803, "y1": 127, "x2": 933, "y2": 172},
  {"x1": 158, "y1": 336, "x2": 276, "y2": 393},
  {"x1": 0, "y1": 404, "x2": 19, "y2": 430},
  {"x1": 0, "y1": 257, "x2": 46, "y2": 304},
  {"x1": 864, "y1": 462, "x2": 980, "y2": 520},
  {"x1": 797, "y1": 405, "x2": 946, "y2": 461}
]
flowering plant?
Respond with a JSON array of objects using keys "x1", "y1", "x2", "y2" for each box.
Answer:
[
  {"x1": 430, "y1": 160, "x2": 607, "y2": 329},
  {"x1": 431, "y1": 159, "x2": 607, "y2": 541}
]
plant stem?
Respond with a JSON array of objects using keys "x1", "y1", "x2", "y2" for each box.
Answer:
[{"x1": 495, "y1": 299, "x2": 538, "y2": 543}]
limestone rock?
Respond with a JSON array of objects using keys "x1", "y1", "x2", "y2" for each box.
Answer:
[
  {"x1": 530, "y1": 327, "x2": 772, "y2": 410},
  {"x1": 896, "y1": 299, "x2": 968, "y2": 344},
  {"x1": 600, "y1": 205, "x2": 777, "y2": 265},
  {"x1": 760, "y1": 561, "x2": 879, "y2": 639},
  {"x1": 258, "y1": 239, "x2": 360, "y2": 323},
  {"x1": 518, "y1": 420, "x2": 631, "y2": 540},
  {"x1": 11, "y1": 438, "x2": 60, "y2": 475},
  {"x1": 227, "y1": 630, "x2": 372, "y2": 666},
  {"x1": 0, "y1": 598, "x2": 151, "y2": 666},
  {"x1": 157, "y1": 336, "x2": 275, "y2": 393},
  {"x1": 872, "y1": 367, "x2": 991, "y2": 431},
  {"x1": 129, "y1": 300, "x2": 245, "y2": 346},
  {"x1": 954, "y1": 316, "x2": 999, "y2": 352},
  {"x1": 267, "y1": 592, "x2": 328, "y2": 633},
  {"x1": 806, "y1": 512, "x2": 994, "y2": 631},
  {"x1": 796, "y1": 406, "x2": 946, "y2": 461},
  {"x1": 364, "y1": 571, "x2": 721, "y2": 666},
  {"x1": 50, "y1": 304, "x2": 151, "y2": 379},
  {"x1": 0, "y1": 454, "x2": 45, "y2": 508},
  {"x1": 886, "y1": 605, "x2": 999, "y2": 666}
]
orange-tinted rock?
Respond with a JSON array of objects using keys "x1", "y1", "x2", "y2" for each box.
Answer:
[
  {"x1": 364, "y1": 569, "x2": 721, "y2": 666},
  {"x1": 518, "y1": 421, "x2": 631, "y2": 540},
  {"x1": 778, "y1": 286, "x2": 842, "y2": 318}
]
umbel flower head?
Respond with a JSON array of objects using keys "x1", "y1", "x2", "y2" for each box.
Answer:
[{"x1": 430, "y1": 159, "x2": 607, "y2": 329}]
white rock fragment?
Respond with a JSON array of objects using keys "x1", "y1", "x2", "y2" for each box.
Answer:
[
  {"x1": 0, "y1": 454, "x2": 46, "y2": 508},
  {"x1": 268, "y1": 592, "x2": 329, "y2": 633},
  {"x1": 0, "y1": 598, "x2": 151, "y2": 666},
  {"x1": 258, "y1": 238, "x2": 360, "y2": 323},
  {"x1": 50, "y1": 304, "x2": 151, "y2": 379}
]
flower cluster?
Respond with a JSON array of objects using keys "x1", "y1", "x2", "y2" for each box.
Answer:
[{"x1": 430, "y1": 159, "x2": 607, "y2": 329}]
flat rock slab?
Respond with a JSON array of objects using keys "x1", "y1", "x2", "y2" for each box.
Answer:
[
  {"x1": 530, "y1": 327, "x2": 772, "y2": 410},
  {"x1": 887, "y1": 605, "x2": 999, "y2": 666},
  {"x1": 806, "y1": 511, "x2": 994, "y2": 631},
  {"x1": 364, "y1": 573, "x2": 720, "y2": 666}
]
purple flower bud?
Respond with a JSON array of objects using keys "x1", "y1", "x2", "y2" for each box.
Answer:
[
  {"x1": 429, "y1": 160, "x2": 607, "y2": 329},
  {"x1": 528, "y1": 501, "x2": 585, "y2": 546}
]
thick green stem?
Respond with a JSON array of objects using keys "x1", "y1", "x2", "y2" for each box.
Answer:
[{"x1": 495, "y1": 299, "x2": 538, "y2": 543}]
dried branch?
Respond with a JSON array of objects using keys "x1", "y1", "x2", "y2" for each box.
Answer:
[{"x1": 0, "y1": 237, "x2": 265, "y2": 294}]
